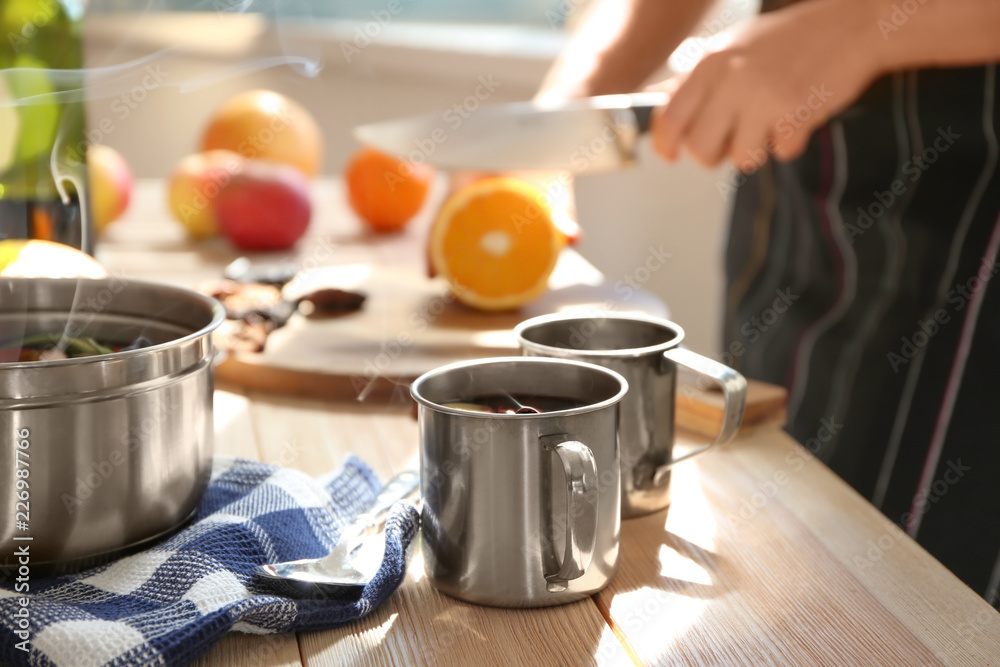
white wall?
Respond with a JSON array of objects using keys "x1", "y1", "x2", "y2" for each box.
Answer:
[
  {"x1": 83, "y1": 14, "x2": 732, "y2": 355},
  {"x1": 575, "y1": 147, "x2": 730, "y2": 357}
]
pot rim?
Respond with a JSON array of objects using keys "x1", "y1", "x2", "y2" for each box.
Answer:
[
  {"x1": 514, "y1": 312, "x2": 686, "y2": 359},
  {"x1": 0, "y1": 277, "x2": 226, "y2": 370}
]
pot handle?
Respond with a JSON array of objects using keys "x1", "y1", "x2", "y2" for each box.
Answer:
[
  {"x1": 211, "y1": 347, "x2": 229, "y2": 368},
  {"x1": 540, "y1": 435, "x2": 598, "y2": 593},
  {"x1": 653, "y1": 348, "x2": 748, "y2": 485}
]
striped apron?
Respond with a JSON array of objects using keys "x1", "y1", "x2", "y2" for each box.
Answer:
[{"x1": 725, "y1": 57, "x2": 1000, "y2": 607}]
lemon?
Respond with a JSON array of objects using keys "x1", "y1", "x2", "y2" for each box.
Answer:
[{"x1": 0, "y1": 239, "x2": 106, "y2": 278}]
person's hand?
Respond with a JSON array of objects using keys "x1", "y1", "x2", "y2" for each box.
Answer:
[{"x1": 651, "y1": 0, "x2": 882, "y2": 170}]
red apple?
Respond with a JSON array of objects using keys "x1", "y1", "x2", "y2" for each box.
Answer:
[
  {"x1": 167, "y1": 150, "x2": 246, "y2": 240},
  {"x1": 213, "y1": 161, "x2": 311, "y2": 250},
  {"x1": 87, "y1": 144, "x2": 133, "y2": 233}
]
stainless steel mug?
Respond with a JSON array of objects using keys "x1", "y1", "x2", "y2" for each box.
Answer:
[
  {"x1": 410, "y1": 356, "x2": 627, "y2": 607},
  {"x1": 515, "y1": 313, "x2": 747, "y2": 519}
]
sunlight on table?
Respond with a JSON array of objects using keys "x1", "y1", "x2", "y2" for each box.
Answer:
[
  {"x1": 213, "y1": 390, "x2": 252, "y2": 449},
  {"x1": 607, "y1": 461, "x2": 717, "y2": 660},
  {"x1": 408, "y1": 548, "x2": 427, "y2": 583},
  {"x1": 595, "y1": 625, "x2": 636, "y2": 666},
  {"x1": 364, "y1": 611, "x2": 398, "y2": 645},
  {"x1": 664, "y1": 458, "x2": 718, "y2": 552}
]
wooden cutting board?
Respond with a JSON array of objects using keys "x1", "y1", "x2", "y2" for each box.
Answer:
[
  {"x1": 211, "y1": 257, "x2": 787, "y2": 437},
  {"x1": 212, "y1": 250, "x2": 671, "y2": 401},
  {"x1": 210, "y1": 257, "x2": 787, "y2": 438}
]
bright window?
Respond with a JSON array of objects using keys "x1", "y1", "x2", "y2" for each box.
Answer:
[{"x1": 86, "y1": 0, "x2": 576, "y2": 28}]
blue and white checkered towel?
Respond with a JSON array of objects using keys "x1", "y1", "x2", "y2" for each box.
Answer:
[{"x1": 0, "y1": 455, "x2": 420, "y2": 667}]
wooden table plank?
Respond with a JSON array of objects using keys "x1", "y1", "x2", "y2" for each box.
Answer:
[
  {"x1": 301, "y1": 562, "x2": 619, "y2": 667},
  {"x1": 598, "y1": 427, "x2": 1000, "y2": 665},
  {"x1": 728, "y1": 430, "x2": 1000, "y2": 663},
  {"x1": 245, "y1": 392, "x2": 418, "y2": 478},
  {"x1": 242, "y1": 391, "x2": 634, "y2": 666},
  {"x1": 190, "y1": 633, "x2": 303, "y2": 667},
  {"x1": 212, "y1": 387, "x2": 263, "y2": 460}
]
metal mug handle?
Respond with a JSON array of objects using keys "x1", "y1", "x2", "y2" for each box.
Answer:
[
  {"x1": 652, "y1": 348, "x2": 748, "y2": 485},
  {"x1": 540, "y1": 435, "x2": 599, "y2": 593}
]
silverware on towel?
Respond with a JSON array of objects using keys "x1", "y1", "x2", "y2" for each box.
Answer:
[{"x1": 257, "y1": 470, "x2": 419, "y2": 589}]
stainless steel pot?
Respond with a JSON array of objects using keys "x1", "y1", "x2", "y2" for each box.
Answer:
[{"x1": 0, "y1": 277, "x2": 224, "y2": 569}]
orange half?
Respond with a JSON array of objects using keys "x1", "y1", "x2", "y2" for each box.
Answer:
[{"x1": 430, "y1": 177, "x2": 563, "y2": 311}]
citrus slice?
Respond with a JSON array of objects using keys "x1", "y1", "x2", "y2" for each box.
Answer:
[
  {"x1": 0, "y1": 239, "x2": 106, "y2": 278},
  {"x1": 430, "y1": 177, "x2": 563, "y2": 311}
]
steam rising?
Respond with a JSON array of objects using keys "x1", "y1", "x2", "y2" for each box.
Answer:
[
  {"x1": 0, "y1": 0, "x2": 325, "y2": 354},
  {"x1": 0, "y1": 0, "x2": 324, "y2": 109}
]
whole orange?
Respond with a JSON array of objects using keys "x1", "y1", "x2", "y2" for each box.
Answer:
[
  {"x1": 200, "y1": 90, "x2": 322, "y2": 177},
  {"x1": 345, "y1": 147, "x2": 434, "y2": 233}
]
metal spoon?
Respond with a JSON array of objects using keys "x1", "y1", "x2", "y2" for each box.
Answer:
[{"x1": 258, "y1": 470, "x2": 420, "y2": 589}]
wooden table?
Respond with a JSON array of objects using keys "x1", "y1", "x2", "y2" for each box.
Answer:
[{"x1": 99, "y1": 180, "x2": 1000, "y2": 666}]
